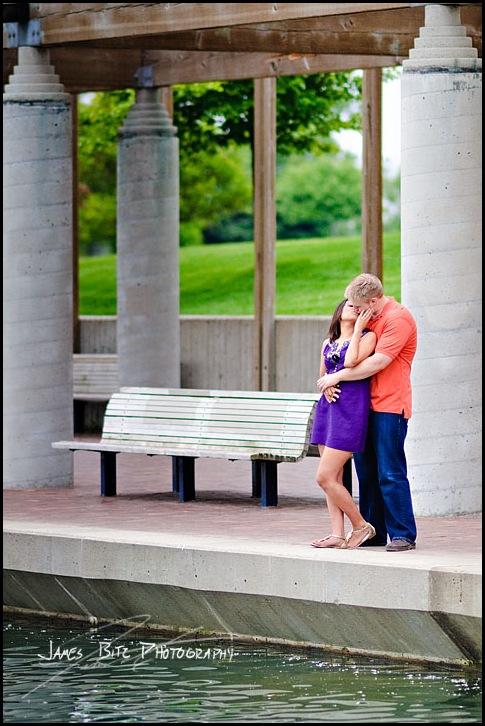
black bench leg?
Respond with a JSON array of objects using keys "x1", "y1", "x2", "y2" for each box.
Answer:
[
  {"x1": 73, "y1": 401, "x2": 84, "y2": 434},
  {"x1": 252, "y1": 461, "x2": 262, "y2": 498},
  {"x1": 343, "y1": 458, "x2": 352, "y2": 496},
  {"x1": 253, "y1": 460, "x2": 278, "y2": 507},
  {"x1": 172, "y1": 458, "x2": 179, "y2": 493},
  {"x1": 173, "y1": 456, "x2": 196, "y2": 502},
  {"x1": 101, "y1": 452, "x2": 117, "y2": 496}
]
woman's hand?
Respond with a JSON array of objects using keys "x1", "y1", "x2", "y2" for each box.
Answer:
[
  {"x1": 353, "y1": 308, "x2": 373, "y2": 334},
  {"x1": 323, "y1": 386, "x2": 340, "y2": 402},
  {"x1": 317, "y1": 373, "x2": 341, "y2": 401}
]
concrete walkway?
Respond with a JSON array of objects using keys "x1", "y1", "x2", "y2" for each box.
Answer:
[{"x1": 3, "y1": 439, "x2": 482, "y2": 667}]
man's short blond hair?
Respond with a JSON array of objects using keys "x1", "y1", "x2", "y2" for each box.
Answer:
[{"x1": 345, "y1": 273, "x2": 383, "y2": 303}]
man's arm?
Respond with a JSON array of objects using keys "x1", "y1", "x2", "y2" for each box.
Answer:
[{"x1": 318, "y1": 352, "x2": 392, "y2": 392}]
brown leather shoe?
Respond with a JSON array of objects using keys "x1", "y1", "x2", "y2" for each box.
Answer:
[{"x1": 386, "y1": 539, "x2": 416, "y2": 552}]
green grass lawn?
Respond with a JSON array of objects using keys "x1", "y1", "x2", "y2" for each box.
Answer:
[{"x1": 79, "y1": 232, "x2": 401, "y2": 316}]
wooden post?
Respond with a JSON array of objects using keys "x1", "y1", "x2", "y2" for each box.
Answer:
[
  {"x1": 160, "y1": 86, "x2": 174, "y2": 118},
  {"x1": 72, "y1": 94, "x2": 80, "y2": 353},
  {"x1": 361, "y1": 68, "x2": 383, "y2": 280},
  {"x1": 253, "y1": 77, "x2": 276, "y2": 391}
]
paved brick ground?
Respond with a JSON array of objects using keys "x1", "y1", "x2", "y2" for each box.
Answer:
[{"x1": 3, "y1": 436, "x2": 481, "y2": 556}]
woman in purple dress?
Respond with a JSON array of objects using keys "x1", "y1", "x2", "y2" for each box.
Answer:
[{"x1": 311, "y1": 300, "x2": 377, "y2": 549}]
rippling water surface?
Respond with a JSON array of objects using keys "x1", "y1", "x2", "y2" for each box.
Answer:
[{"x1": 3, "y1": 616, "x2": 482, "y2": 723}]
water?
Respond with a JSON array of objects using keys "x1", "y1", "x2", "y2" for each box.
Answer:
[{"x1": 3, "y1": 615, "x2": 482, "y2": 723}]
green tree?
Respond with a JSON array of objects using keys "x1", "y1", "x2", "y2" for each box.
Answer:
[
  {"x1": 179, "y1": 147, "x2": 252, "y2": 246},
  {"x1": 276, "y1": 153, "x2": 362, "y2": 239},
  {"x1": 173, "y1": 72, "x2": 361, "y2": 157},
  {"x1": 78, "y1": 90, "x2": 133, "y2": 193},
  {"x1": 78, "y1": 91, "x2": 133, "y2": 254}
]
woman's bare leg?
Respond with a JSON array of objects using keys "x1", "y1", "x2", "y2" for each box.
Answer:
[
  {"x1": 311, "y1": 445, "x2": 346, "y2": 548},
  {"x1": 317, "y1": 447, "x2": 369, "y2": 532}
]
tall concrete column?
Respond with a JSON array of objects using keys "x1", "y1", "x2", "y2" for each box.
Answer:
[
  {"x1": 117, "y1": 88, "x2": 180, "y2": 387},
  {"x1": 3, "y1": 47, "x2": 73, "y2": 489},
  {"x1": 401, "y1": 5, "x2": 481, "y2": 515}
]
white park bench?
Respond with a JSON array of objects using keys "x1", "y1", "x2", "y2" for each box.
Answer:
[{"x1": 53, "y1": 387, "x2": 320, "y2": 506}]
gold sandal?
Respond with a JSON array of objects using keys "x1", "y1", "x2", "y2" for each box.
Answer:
[
  {"x1": 311, "y1": 534, "x2": 345, "y2": 549},
  {"x1": 341, "y1": 523, "x2": 376, "y2": 549}
]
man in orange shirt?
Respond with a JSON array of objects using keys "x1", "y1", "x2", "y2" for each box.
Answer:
[{"x1": 318, "y1": 273, "x2": 417, "y2": 552}]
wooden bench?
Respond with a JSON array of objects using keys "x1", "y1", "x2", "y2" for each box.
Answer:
[
  {"x1": 53, "y1": 387, "x2": 319, "y2": 506},
  {"x1": 73, "y1": 354, "x2": 119, "y2": 402}
]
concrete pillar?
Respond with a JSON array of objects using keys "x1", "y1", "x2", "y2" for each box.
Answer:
[
  {"x1": 401, "y1": 5, "x2": 481, "y2": 514},
  {"x1": 3, "y1": 47, "x2": 73, "y2": 489},
  {"x1": 117, "y1": 88, "x2": 180, "y2": 387}
]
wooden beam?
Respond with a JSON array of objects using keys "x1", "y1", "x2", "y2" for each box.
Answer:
[
  {"x1": 145, "y1": 52, "x2": 404, "y2": 87},
  {"x1": 4, "y1": 47, "x2": 405, "y2": 91},
  {"x1": 56, "y1": 27, "x2": 420, "y2": 57},
  {"x1": 253, "y1": 77, "x2": 276, "y2": 392},
  {"x1": 4, "y1": 48, "x2": 405, "y2": 92},
  {"x1": 74, "y1": 5, "x2": 478, "y2": 57},
  {"x1": 31, "y1": 4, "x2": 415, "y2": 46}
]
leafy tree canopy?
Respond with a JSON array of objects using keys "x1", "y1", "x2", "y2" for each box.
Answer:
[
  {"x1": 173, "y1": 72, "x2": 362, "y2": 157},
  {"x1": 78, "y1": 70, "x2": 363, "y2": 174},
  {"x1": 277, "y1": 153, "x2": 362, "y2": 239}
]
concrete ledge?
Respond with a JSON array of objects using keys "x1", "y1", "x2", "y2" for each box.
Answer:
[{"x1": 3, "y1": 522, "x2": 481, "y2": 666}]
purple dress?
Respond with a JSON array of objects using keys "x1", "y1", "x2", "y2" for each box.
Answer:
[{"x1": 311, "y1": 335, "x2": 371, "y2": 452}]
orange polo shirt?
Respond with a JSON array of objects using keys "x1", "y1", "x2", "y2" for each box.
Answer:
[{"x1": 366, "y1": 297, "x2": 417, "y2": 418}]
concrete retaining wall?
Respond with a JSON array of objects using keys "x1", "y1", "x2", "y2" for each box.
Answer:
[
  {"x1": 79, "y1": 315, "x2": 330, "y2": 393},
  {"x1": 3, "y1": 525, "x2": 482, "y2": 666}
]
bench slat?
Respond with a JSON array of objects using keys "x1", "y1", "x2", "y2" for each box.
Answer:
[
  {"x1": 106, "y1": 398, "x2": 315, "y2": 417},
  {"x1": 107, "y1": 404, "x2": 314, "y2": 418},
  {"x1": 103, "y1": 407, "x2": 314, "y2": 429},
  {"x1": 102, "y1": 427, "x2": 310, "y2": 444},
  {"x1": 108, "y1": 388, "x2": 316, "y2": 406},
  {"x1": 101, "y1": 434, "x2": 307, "y2": 453},
  {"x1": 102, "y1": 422, "x2": 310, "y2": 446},
  {"x1": 52, "y1": 439, "x2": 302, "y2": 462},
  {"x1": 120, "y1": 386, "x2": 317, "y2": 401}
]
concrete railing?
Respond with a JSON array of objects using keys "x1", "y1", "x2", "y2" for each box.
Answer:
[{"x1": 78, "y1": 315, "x2": 331, "y2": 394}]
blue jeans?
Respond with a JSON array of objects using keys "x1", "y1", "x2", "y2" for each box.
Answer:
[{"x1": 353, "y1": 410, "x2": 417, "y2": 545}]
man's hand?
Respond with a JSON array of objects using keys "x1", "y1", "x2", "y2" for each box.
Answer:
[
  {"x1": 317, "y1": 373, "x2": 341, "y2": 402},
  {"x1": 318, "y1": 372, "x2": 340, "y2": 392}
]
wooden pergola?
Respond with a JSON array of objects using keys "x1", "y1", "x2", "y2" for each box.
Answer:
[{"x1": 3, "y1": 3, "x2": 482, "y2": 388}]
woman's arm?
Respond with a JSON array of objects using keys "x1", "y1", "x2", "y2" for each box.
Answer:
[
  {"x1": 344, "y1": 309, "x2": 375, "y2": 367},
  {"x1": 318, "y1": 338, "x2": 338, "y2": 401},
  {"x1": 319, "y1": 338, "x2": 329, "y2": 378},
  {"x1": 344, "y1": 331, "x2": 376, "y2": 368}
]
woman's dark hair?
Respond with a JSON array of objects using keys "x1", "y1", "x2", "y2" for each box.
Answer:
[{"x1": 328, "y1": 300, "x2": 347, "y2": 342}]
